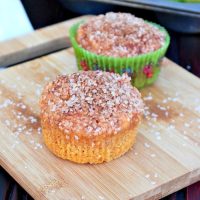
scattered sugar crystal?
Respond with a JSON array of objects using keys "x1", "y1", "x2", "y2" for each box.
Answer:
[
  {"x1": 98, "y1": 195, "x2": 104, "y2": 200},
  {"x1": 154, "y1": 173, "x2": 158, "y2": 178},
  {"x1": 144, "y1": 143, "x2": 150, "y2": 148},
  {"x1": 21, "y1": 104, "x2": 26, "y2": 109},
  {"x1": 152, "y1": 124, "x2": 156, "y2": 128},
  {"x1": 172, "y1": 98, "x2": 178, "y2": 102},
  {"x1": 66, "y1": 135, "x2": 70, "y2": 140},
  {"x1": 29, "y1": 116, "x2": 37, "y2": 123},
  {"x1": 184, "y1": 123, "x2": 190, "y2": 128},
  {"x1": 156, "y1": 136, "x2": 161, "y2": 140},
  {"x1": 15, "y1": 140, "x2": 19, "y2": 144},
  {"x1": 11, "y1": 144, "x2": 16, "y2": 149},
  {"x1": 167, "y1": 124, "x2": 175, "y2": 130},
  {"x1": 151, "y1": 113, "x2": 158, "y2": 118},
  {"x1": 4, "y1": 120, "x2": 10, "y2": 126},
  {"x1": 183, "y1": 136, "x2": 188, "y2": 140},
  {"x1": 28, "y1": 128, "x2": 33, "y2": 132},
  {"x1": 74, "y1": 135, "x2": 79, "y2": 140},
  {"x1": 30, "y1": 140, "x2": 34, "y2": 144},
  {"x1": 144, "y1": 96, "x2": 153, "y2": 101},
  {"x1": 17, "y1": 92, "x2": 22, "y2": 99},
  {"x1": 154, "y1": 131, "x2": 160, "y2": 136},
  {"x1": 35, "y1": 143, "x2": 43, "y2": 149},
  {"x1": 148, "y1": 122, "x2": 153, "y2": 126},
  {"x1": 35, "y1": 88, "x2": 41, "y2": 96},
  {"x1": 195, "y1": 106, "x2": 200, "y2": 113},
  {"x1": 194, "y1": 98, "x2": 200, "y2": 103},
  {"x1": 37, "y1": 127, "x2": 42, "y2": 134},
  {"x1": 150, "y1": 154, "x2": 156, "y2": 157},
  {"x1": 0, "y1": 99, "x2": 13, "y2": 108},
  {"x1": 11, "y1": 84, "x2": 17, "y2": 89},
  {"x1": 44, "y1": 76, "x2": 50, "y2": 81},
  {"x1": 25, "y1": 131, "x2": 32, "y2": 135},
  {"x1": 162, "y1": 99, "x2": 167, "y2": 104},
  {"x1": 151, "y1": 181, "x2": 156, "y2": 185},
  {"x1": 169, "y1": 133, "x2": 174, "y2": 138},
  {"x1": 144, "y1": 106, "x2": 149, "y2": 110},
  {"x1": 145, "y1": 174, "x2": 150, "y2": 178},
  {"x1": 160, "y1": 106, "x2": 166, "y2": 111},
  {"x1": 179, "y1": 113, "x2": 184, "y2": 117},
  {"x1": 175, "y1": 92, "x2": 180, "y2": 96}
]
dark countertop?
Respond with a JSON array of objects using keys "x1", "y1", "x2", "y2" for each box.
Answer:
[{"x1": 90, "y1": 0, "x2": 200, "y2": 16}]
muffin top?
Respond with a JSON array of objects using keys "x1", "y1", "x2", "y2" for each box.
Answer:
[
  {"x1": 40, "y1": 71, "x2": 143, "y2": 136},
  {"x1": 76, "y1": 12, "x2": 166, "y2": 57}
]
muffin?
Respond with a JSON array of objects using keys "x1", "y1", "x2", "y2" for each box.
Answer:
[
  {"x1": 40, "y1": 71, "x2": 143, "y2": 164},
  {"x1": 69, "y1": 12, "x2": 170, "y2": 88}
]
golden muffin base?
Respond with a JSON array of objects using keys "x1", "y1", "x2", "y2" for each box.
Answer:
[{"x1": 42, "y1": 122, "x2": 139, "y2": 164}]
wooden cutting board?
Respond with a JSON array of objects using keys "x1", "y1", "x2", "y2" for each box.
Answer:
[{"x1": 0, "y1": 48, "x2": 200, "y2": 200}]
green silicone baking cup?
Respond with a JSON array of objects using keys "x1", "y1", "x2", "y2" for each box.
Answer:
[{"x1": 69, "y1": 20, "x2": 170, "y2": 89}]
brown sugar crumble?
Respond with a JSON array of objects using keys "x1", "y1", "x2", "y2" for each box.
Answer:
[
  {"x1": 40, "y1": 71, "x2": 144, "y2": 136},
  {"x1": 76, "y1": 12, "x2": 166, "y2": 57}
]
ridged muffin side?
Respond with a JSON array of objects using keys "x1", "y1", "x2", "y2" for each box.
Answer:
[{"x1": 42, "y1": 115, "x2": 141, "y2": 164}]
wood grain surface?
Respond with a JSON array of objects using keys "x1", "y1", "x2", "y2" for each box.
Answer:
[
  {"x1": 0, "y1": 48, "x2": 200, "y2": 200},
  {"x1": 0, "y1": 15, "x2": 91, "y2": 67}
]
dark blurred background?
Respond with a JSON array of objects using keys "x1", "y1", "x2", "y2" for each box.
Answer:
[
  {"x1": 20, "y1": 0, "x2": 200, "y2": 77},
  {"x1": 1, "y1": 0, "x2": 200, "y2": 199}
]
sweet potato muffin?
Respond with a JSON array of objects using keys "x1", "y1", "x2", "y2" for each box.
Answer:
[
  {"x1": 40, "y1": 71, "x2": 144, "y2": 164},
  {"x1": 70, "y1": 12, "x2": 170, "y2": 88}
]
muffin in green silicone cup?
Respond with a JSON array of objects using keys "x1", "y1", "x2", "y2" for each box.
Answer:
[{"x1": 69, "y1": 12, "x2": 170, "y2": 89}]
